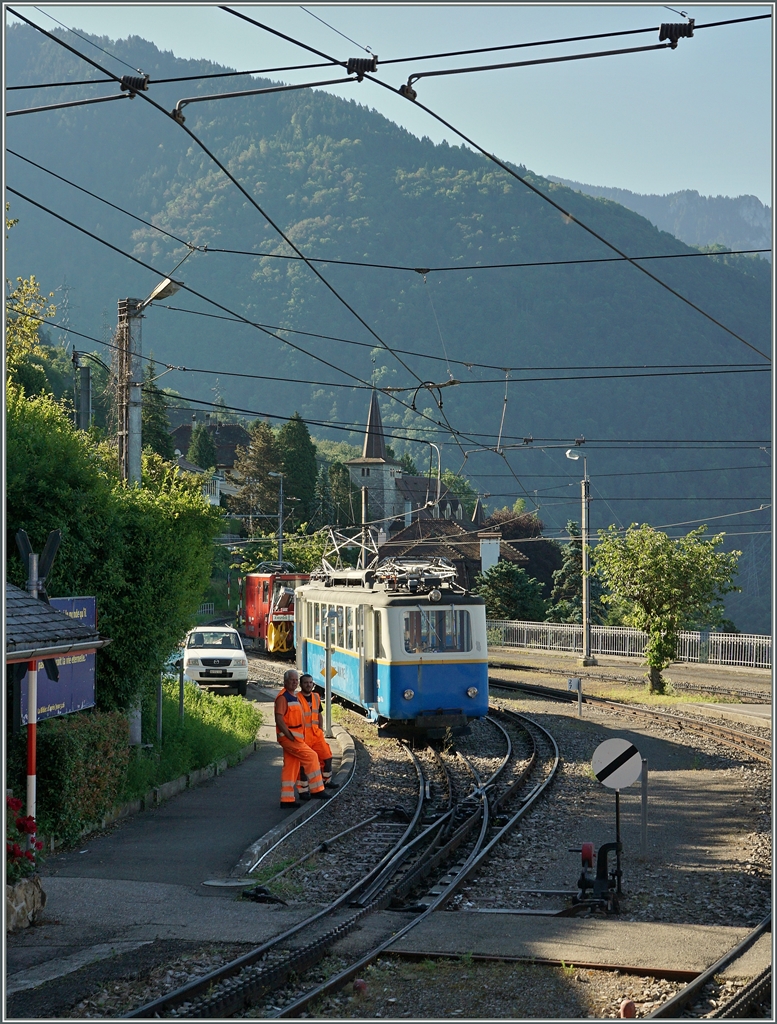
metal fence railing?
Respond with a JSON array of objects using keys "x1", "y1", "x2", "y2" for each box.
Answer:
[
  {"x1": 486, "y1": 620, "x2": 771, "y2": 670},
  {"x1": 198, "y1": 602, "x2": 215, "y2": 617}
]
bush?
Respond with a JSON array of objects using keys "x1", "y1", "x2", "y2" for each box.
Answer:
[
  {"x1": 123, "y1": 682, "x2": 263, "y2": 799},
  {"x1": 6, "y1": 710, "x2": 130, "y2": 848}
]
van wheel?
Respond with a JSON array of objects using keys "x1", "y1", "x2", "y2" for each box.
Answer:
[{"x1": 237, "y1": 680, "x2": 248, "y2": 697}]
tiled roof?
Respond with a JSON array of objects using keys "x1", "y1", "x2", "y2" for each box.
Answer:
[
  {"x1": 5, "y1": 583, "x2": 102, "y2": 660},
  {"x1": 170, "y1": 423, "x2": 250, "y2": 469}
]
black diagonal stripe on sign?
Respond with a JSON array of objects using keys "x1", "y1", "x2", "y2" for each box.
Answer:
[{"x1": 596, "y1": 744, "x2": 640, "y2": 783}]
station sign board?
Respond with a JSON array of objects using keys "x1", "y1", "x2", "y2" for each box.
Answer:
[{"x1": 19, "y1": 597, "x2": 97, "y2": 724}]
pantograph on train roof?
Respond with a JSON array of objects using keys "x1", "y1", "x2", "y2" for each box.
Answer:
[{"x1": 309, "y1": 527, "x2": 463, "y2": 595}]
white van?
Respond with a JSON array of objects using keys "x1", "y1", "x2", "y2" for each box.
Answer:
[{"x1": 183, "y1": 626, "x2": 249, "y2": 696}]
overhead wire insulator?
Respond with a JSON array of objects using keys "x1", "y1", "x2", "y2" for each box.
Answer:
[
  {"x1": 399, "y1": 82, "x2": 418, "y2": 101},
  {"x1": 346, "y1": 55, "x2": 378, "y2": 79},
  {"x1": 120, "y1": 74, "x2": 150, "y2": 93},
  {"x1": 658, "y1": 19, "x2": 694, "y2": 47}
]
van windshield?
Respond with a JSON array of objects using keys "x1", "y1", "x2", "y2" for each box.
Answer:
[{"x1": 187, "y1": 631, "x2": 242, "y2": 650}]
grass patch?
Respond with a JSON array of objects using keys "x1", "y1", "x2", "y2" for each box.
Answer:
[
  {"x1": 584, "y1": 681, "x2": 741, "y2": 706},
  {"x1": 122, "y1": 681, "x2": 262, "y2": 800}
]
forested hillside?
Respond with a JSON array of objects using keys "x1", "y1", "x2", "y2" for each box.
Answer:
[
  {"x1": 5, "y1": 24, "x2": 771, "y2": 631},
  {"x1": 547, "y1": 179, "x2": 771, "y2": 258}
]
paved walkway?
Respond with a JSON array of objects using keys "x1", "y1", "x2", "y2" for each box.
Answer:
[{"x1": 6, "y1": 684, "x2": 302, "y2": 981}]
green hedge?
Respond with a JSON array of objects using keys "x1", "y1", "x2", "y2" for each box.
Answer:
[
  {"x1": 6, "y1": 710, "x2": 130, "y2": 847},
  {"x1": 6, "y1": 688, "x2": 262, "y2": 848}
]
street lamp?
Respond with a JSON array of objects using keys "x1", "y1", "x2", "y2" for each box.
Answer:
[
  {"x1": 268, "y1": 471, "x2": 284, "y2": 562},
  {"x1": 566, "y1": 449, "x2": 596, "y2": 666},
  {"x1": 117, "y1": 277, "x2": 182, "y2": 485}
]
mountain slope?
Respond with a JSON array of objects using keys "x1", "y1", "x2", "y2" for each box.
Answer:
[
  {"x1": 546, "y1": 177, "x2": 772, "y2": 258},
  {"x1": 6, "y1": 24, "x2": 771, "y2": 631}
]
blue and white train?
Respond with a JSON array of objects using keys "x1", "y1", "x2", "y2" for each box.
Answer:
[{"x1": 294, "y1": 556, "x2": 489, "y2": 735}]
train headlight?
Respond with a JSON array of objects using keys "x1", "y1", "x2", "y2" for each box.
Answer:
[
  {"x1": 466, "y1": 686, "x2": 479, "y2": 698},
  {"x1": 403, "y1": 689, "x2": 415, "y2": 700},
  {"x1": 429, "y1": 588, "x2": 442, "y2": 603}
]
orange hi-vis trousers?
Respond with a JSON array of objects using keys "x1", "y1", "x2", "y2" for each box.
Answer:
[{"x1": 276, "y1": 691, "x2": 325, "y2": 804}]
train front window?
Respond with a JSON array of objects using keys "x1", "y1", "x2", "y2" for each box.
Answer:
[{"x1": 403, "y1": 609, "x2": 472, "y2": 653}]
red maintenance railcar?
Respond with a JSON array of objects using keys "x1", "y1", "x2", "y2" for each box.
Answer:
[{"x1": 239, "y1": 562, "x2": 310, "y2": 655}]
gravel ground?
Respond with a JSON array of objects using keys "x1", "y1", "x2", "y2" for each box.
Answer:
[{"x1": 32, "y1": 670, "x2": 771, "y2": 1020}]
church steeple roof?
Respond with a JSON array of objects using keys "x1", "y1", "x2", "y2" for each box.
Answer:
[
  {"x1": 471, "y1": 497, "x2": 486, "y2": 528},
  {"x1": 362, "y1": 390, "x2": 386, "y2": 460}
]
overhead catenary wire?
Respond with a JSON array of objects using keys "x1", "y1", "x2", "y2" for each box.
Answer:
[
  {"x1": 12, "y1": 146, "x2": 769, "y2": 278},
  {"x1": 5, "y1": 185, "x2": 480, "y2": 450},
  {"x1": 214, "y1": 5, "x2": 770, "y2": 362},
  {"x1": 0, "y1": 189, "x2": 410, "y2": 410},
  {"x1": 9, "y1": 12, "x2": 769, "y2": 468},
  {"x1": 158, "y1": 304, "x2": 765, "y2": 378},
  {"x1": 364, "y1": 80, "x2": 771, "y2": 363},
  {"x1": 31, "y1": 5, "x2": 145, "y2": 74},
  {"x1": 10, "y1": 11, "x2": 768, "y2": 88}
]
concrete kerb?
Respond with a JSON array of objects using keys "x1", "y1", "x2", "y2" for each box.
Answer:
[
  {"x1": 231, "y1": 724, "x2": 355, "y2": 879},
  {"x1": 47, "y1": 739, "x2": 260, "y2": 853}
]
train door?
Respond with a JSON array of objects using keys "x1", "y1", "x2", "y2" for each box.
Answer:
[{"x1": 359, "y1": 604, "x2": 377, "y2": 704}]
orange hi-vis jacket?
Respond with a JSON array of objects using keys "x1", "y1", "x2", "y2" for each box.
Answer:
[
  {"x1": 275, "y1": 689, "x2": 324, "y2": 802},
  {"x1": 298, "y1": 690, "x2": 332, "y2": 754},
  {"x1": 275, "y1": 689, "x2": 305, "y2": 741}
]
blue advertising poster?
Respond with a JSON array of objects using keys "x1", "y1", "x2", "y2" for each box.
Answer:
[{"x1": 19, "y1": 597, "x2": 97, "y2": 724}]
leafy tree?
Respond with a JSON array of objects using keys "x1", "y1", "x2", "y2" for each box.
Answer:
[
  {"x1": 593, "y1": 523, "x2": 741, "y2": 693},
  {"x1": 6, "y1": 272, "x2": 57, "y2": 396},
  {"x1": 5, "y1": 383, "x2": 221, "y2": 712},
  {"x1": 276, "y1": 412, "x2": 317, "y2": 520},
  {"x1": 187, "y1": 421, "x2": 217, "y2": 470},
  {"x1": 473, "y1": 561, "x2": 547, "y2": 622},
  {"x1": 546, "y1": 520, "x2": 607, "y2": 624},
  {"x1": 142, "y1": 360, "x2": 174, "y2": 460},
  {"x1": 312, "y1": 437, "x2": 361, "y2": 464},
  {"x1": 228, "y1": 420, "x2": 282, "y2": 523},
  {"x1": 385, "y1": 445, "x2": 419, "y2": 476}
]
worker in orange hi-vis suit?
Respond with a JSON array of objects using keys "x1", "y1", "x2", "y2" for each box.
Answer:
[
  {"x1": 274, "y1": 669, "x2": 332, "y2": 809},
  {"x1": 296, "y1": 673, "x2": 340, "y2": 800}
]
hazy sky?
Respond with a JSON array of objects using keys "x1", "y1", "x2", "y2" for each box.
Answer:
[{"x1": 7, "y1": 4, "x2": 773, "y2": 204}]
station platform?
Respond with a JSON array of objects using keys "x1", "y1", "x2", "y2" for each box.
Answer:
[{"x1": 386, "y1": 911, "x2": 771, "y2": 978}]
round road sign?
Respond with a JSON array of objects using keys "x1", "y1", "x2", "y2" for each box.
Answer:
[{"x1": 591, "y1": 738, "x2": 642, "y2": 790}]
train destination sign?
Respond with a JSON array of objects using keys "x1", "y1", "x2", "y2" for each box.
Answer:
[{"x1": 592, "y1": 738, "x2": 643, "y2": 790}]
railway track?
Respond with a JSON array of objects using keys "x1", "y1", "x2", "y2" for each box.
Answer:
[
  {"x1": 488, "y1": 658, "x2": 770, "y2": 704},
  {"x1": 123, "y1": 708, "x2": 560, "y2": 1018},
  {"x1": 489, "y1": 676, "x2": 771, "y2": 763},
  {"x1": 647, "y1": 914, "x2": 772, "y2": 1019}
]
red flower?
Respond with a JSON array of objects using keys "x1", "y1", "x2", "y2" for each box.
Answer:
[
  {"x1": 6, "y1": 797, "x2": 23, "y2": 813},
  {"x1": 11, "y1": 842, "x2": 23, "y2": 858},
  {"x1": 35, "y1": 840, "x2": 44, "y2": 851},
  {"x1": 15, "y1": 816, "x2": 37, "y2": 835},
  {"x1": 23, "y1": 850, "x2": 35, "y2": 862}
]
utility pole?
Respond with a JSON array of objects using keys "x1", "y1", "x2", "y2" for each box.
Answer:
[
  {"x1": 269, "y1": 471, "x2": 285, "y2": 562},
  {"x1": 581, "y1": 457, "x2": 596, "y2": 666},
  {"x1": 361, "y1": 486, "x2": 369, "y2": 569},
  {"x1": 116, "y1": 298, "x2": 143, "y2": 484},
  {"x1": 78, "y1": 364, "x2": 91, "y2": 431}
]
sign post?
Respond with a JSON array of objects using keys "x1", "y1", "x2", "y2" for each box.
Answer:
[
  {"x1": 568, "y1": 677, "x2": 583, "y2": 717},
  {"x1": 324, "y1": 610, "x2": 338, "y2": 739},
  {"x1": 592, "y1": 738, "x2": 643, "y2": 895}
]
